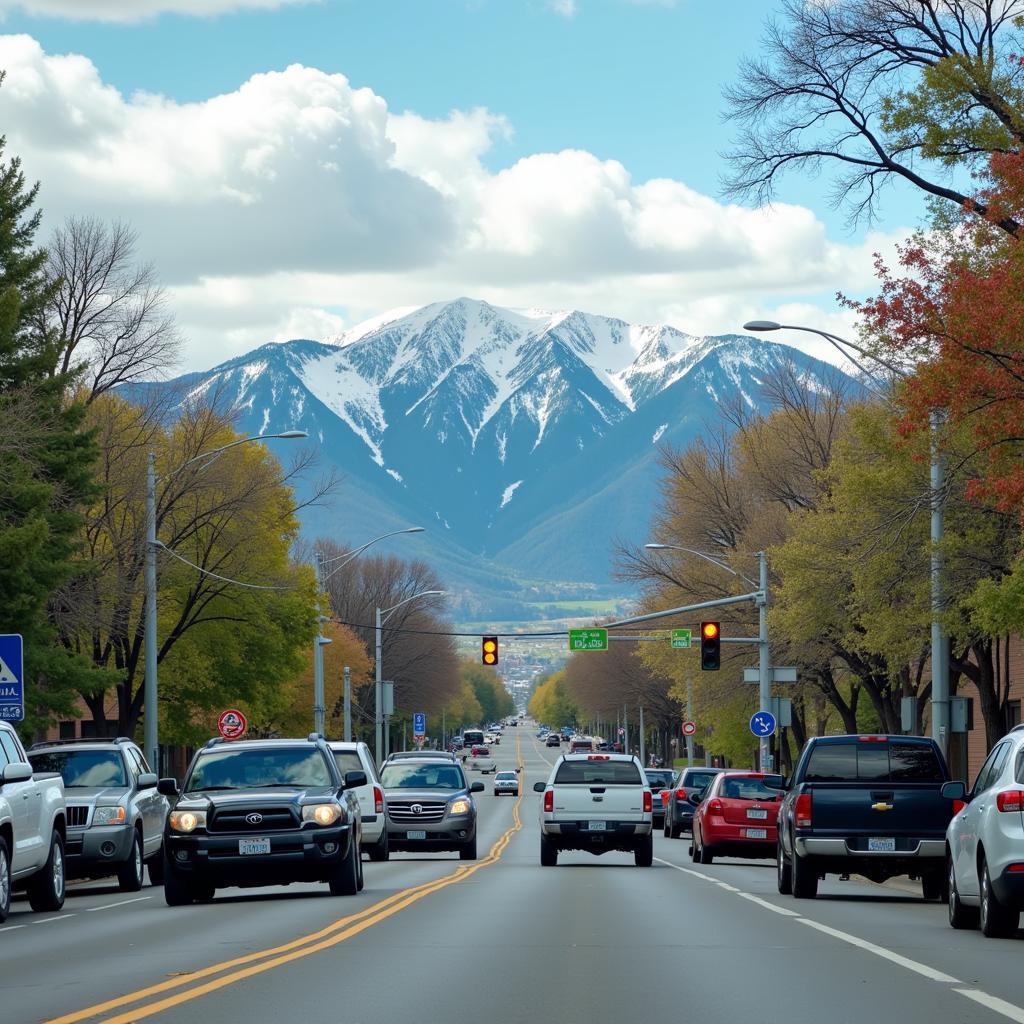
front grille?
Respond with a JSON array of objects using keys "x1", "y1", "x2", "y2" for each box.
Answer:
[
  {"x1": 388, "y1": 800, "x2": 447, "y2": 824},
  {"x1": 208, "y1": 807, "x2": 298, "y2": 833},
  {"x1": 67, "y1": 805, "x2": 90, "y2": 828}
]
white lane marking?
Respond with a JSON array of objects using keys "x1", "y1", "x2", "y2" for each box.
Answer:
[
  {"x1": 737, "y1": 892, "x2": 802, "y2": 917},
  {"x1": 956, "y1": 989, "x2": 1024, "y2": 1023},
  {"x1": 716, "y1": 882, "x2": 741, "y2": 892},
  {"x1": 0, "y1": 924, "x2": 26, "y2": 932},
  {"x1": 654, "y1": 857, "x2": 714, "y2": 881},
  {"x1": 799, "y1": 918, "x2": 960, "y2": 983},
  {"x1": 85, "y1": 896, "x2": 152, "y2": 912},
  {"x1": 32, "y1": 914, "x2": 76, "y2": 925}
]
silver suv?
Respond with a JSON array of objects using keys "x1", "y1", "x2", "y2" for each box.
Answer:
[
  {"x1": 28, "y1": 738, "x2": 168, "y2": 890},
  {"x1": 380, "y1": 756, "x2": 484, "y2": 860},
  {"x1": 945, "y1": 723, "x2": 1024, "y2": 937}
]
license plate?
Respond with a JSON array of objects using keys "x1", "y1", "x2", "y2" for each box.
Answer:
[
  {"x1": 238, "y1": 838, "x2": 270, "y2": 855},
  {"x1": 406, "y1": 830, "x2": 427, "y2": 840},
  {"x1": 747, "y1": 809, "x2": 768, "y2": 820},
  {"x1": 587, "y1": 821, "x2": 607, "y2": 832},
  {"x1": 868, "y1": 836, "x2": 896, "y2": 852},
  {"x1": 745, "y1": 828, "x2": 768, "y2": 839}
]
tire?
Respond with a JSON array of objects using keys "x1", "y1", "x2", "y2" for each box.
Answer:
[
  {"x1": 691, "y1": 834, "x2": 703, "y2": 863},
  {"x1": 777, "y1": 843, "x2": 793, "y2": 895},
  {"x1": 459, "y1": 836, "x2": 478, "y2": 861},
  {"x1": 0, "y1": 836, "x2": 11, "y2": 924},
  {"x1": 366, "y1": 828, "x2": 389, "y2": 863},
  {"x1": 117, "y1": 831, "x2": 144, "y2": 893},
  {"x1": 356, "y1": 842, "x2": 365, "y2": 892},
  {"x1": 664, "y1": 819, "x2": 671, "y2": 839},
  {"x1": 163, "y1": 858, "x2": 199, "y2": 907},
  {"x1": 329, "y1": 837, "x2": 360, "y2": 896},
  {"x1": 791, "y1": 848, "x2": 818, "y2": 899},
  {"x1": 701, "y1": 845, "x2": 715, "y2": 865},
  {"x1": 921, "y1": 869, "x2": 947, "y2": 903},
  {"x1": 146, "y1": 845, "x2": 165, "y2": 885},
  {"x1": 635, "y1": 833, "x2": 654, "y2": 867},
  {"x1": 540, "y1": 833, "x2": 558, "y2": 867},
  {"x1": 27, "y1": 831, "x2": 66, "y2": 913},
  {"x1": 948, "y1": 854, "x2": 978, "y2": 930},
  {"x1": 980, "y1": 859, "x2": 1019, "y2": 938}
]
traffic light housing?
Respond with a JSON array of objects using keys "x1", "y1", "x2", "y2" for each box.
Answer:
[
  {"x1": 700, "y1": 621, "x2": 720, "y2": 671},
  {"x1": 482, "y1": 635, "x2": 499, "y2": 666}
]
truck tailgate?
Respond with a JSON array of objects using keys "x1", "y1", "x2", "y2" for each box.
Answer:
[
  {"x1": 552, "y1": 784, "x2": 647, "y2": 821},
  {"x1": 807, "y1": 783, "x2": 952, "y2": 837}
]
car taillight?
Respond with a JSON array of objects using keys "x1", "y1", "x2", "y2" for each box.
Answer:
[
  {"x1": 796, "y1": 792, "x2": 812, "y2": 828},
  {"x1": 676, "y1": 789, "x2": 687, "y2": 800},
  {"x1": 952, "y1": 800, "x2": 966, "y2": 815},
  {"x1": 543, "y1": 790, "x2": 554, "y2": 813},
  {"x1": 1008, "y1": 864, "x2": 1024, "y2": 873},
  {"x1": 660, "y1": 790, "x2": 669, "y2": 806},
  {"x1": 373, "y1": 785, "x2": 384, "y2": 815},
  {"x1": 707, "y1": 798, "x2": 723, "y2": 816},
  {"x1": 858, "y1": 735, "x2": 888, "y2": 742},
  {"x1": 643, "y1": 791, "x2": 653, "y2": 813},
  {"x1": 996, "y1": 790, "x2": 1024, "y2": 813}
]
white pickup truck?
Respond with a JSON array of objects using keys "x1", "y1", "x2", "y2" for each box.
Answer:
[
  {"x1": 0, "y1": 720, "x2": 67, "y2": 922},
  {"x1": 534, "y1": 753, "x2": 653, "y2": 867}
]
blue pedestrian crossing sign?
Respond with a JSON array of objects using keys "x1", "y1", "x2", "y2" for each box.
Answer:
[
  {"x1": 749, "y1": 710, "x2": 777, "y2": 738},
  {"x1": 413, "y1": 711, "x2": 426, "y2": 738},
  {"x1": 0, "y1": 634, "x2": 25, "y2": 723}
]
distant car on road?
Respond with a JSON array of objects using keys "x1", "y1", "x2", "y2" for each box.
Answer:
[
  {"x1": 545, "y1": 734, "x2": 562, "y2": 748},
  {"x1": 691, "y1": 772, "x2": 784, "y2": 864},
  {"x1": 945, "y1": 723, "x2": 1024, "y2": 937},
  {"x1": 329, "y1": 740, "x2": 389, "y2": 861},
  {"x1": 643, "y1": 769, "x2": 675, "y2": 830},
  {"x1": 493, "y1": 770, "x2": 520, "y2": 796},
  {"x1": 569, "y1": 738, "x2": 595, "y2": 754},
  {"x1": 470, "y1": 754, "x2": 497, "y2": 774},
  {"x1": 663, "y1": 767, "x2": 724, "y2": 839}
]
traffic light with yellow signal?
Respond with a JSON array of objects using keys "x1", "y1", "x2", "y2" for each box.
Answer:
[
  {"x1": 700, "y1": 621, "x2": 720, "y2": 671},
  {"x1": 482, "y1": 635, "x2": 499, "y2": 666}
]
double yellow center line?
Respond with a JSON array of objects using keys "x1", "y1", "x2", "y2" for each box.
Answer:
[{"x1": 48, "y1": 737, "x2": 525, "y2": 1024}]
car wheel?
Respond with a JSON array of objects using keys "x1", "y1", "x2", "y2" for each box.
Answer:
[
  {"x1": 947, "y1": 853, "x2": 978, "y2": 930},
  {"x1": 635, "y1": 833, "x2": 654, "y2": 867},
  {"x1": 146, "y1": 844, "x2": 165, "y2": 885},
  {"x1": 329, "y1": 836, "x2": 360, "y2": 896},
  {"x1": 791, "y1": 848, "x2": 818, "y2": 899},
  {"x1": 356, "y1": 843, "x2": 365, "y2": 892},
  {"x1": 663, "y1": 818, "x2": 671, "y2": 839},
  {"x1": 701, "y1": 844, "x2": 715, "y2": 865},
  {"x1": 459, "y1": 836, "x2": 478, "y2": 861},
  {"x1": 117, "y1": 831, "x2": 145, "y2": 893},
  {"x1": 980, "y1": 858, "x2": 1019, "y2": 938},
  {"x1": 367, "y1": 828, "x2": 389, "y2": 863},
  {"x1": 163, "y1": 855, "x2": 195, "y2": 906},
  {"x1": 777, "y1": 843, "x2": 793, "y2": 895},
  {"x1": 691, "y1": 833, "x2": 703, "y2": 863},
  {"x1": 27, "y1": 831, "x2": 66, "y2": 913},
  {"x1": 540, "y1": 833, "x2": 558, "y2": 867},
  {"x1": 0, "y1": 836, "x2": 11, "y2": 924},
  {"x1": 921, "y1": 869, "x2": 947, "y2": 903}
]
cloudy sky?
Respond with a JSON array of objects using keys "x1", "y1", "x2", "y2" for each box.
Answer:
[{"x1": 0, "y1": 0, "x2": 922, "y2": 371}]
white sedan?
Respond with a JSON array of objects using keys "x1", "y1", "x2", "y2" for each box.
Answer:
[
  {"x1": 471, "y1": 754, "x2": 497, "y2": 774},
  {"x1": 493, "y1": 770, "x2": 520, "y2": 796}
]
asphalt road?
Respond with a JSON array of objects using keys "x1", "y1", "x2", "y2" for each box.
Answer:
[{"x1": 4, "y1": 731, "x2": 1024, "y2": 1024}]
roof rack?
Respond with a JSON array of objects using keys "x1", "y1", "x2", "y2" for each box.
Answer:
[{"x1": 29, "y1": 736, "x2": 134, "y2": 750}]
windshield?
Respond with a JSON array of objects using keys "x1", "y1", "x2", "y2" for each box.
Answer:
[
  {"x1": 554, "y1": 760, "x2": 643, "y2": 785},
  {"x1": 28, "y1": 750, "x2": 127, "y2": 788},
  {"x1": 495, "y1": 772, "x2": 517, "y2": 780},
  {"x1": 380, "y1": 763, "x2": 466, "y2": 790},
  {"x1": 719, "y1": 777, "x2": 782, "y2": 801},
  {"x1": 185, "y1": 746, "x2": 332, "y2": 792}
]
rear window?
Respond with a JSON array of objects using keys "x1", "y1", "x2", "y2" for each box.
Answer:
[
  {"x1": 645, "y1": 771, "x2": 675, "y2": 790},
  {"x1": 554, "y1": 760, "x2": 643, "y2": 785},
  {"x1": 804, "y1": 741, "x2": 943, "y2": 782},
  {"x1": 684, "y1": 770, "x2": 719, "y2": 790},
  {"x1": 720, "y1": 777, "x2": 783, "y2": 801}
]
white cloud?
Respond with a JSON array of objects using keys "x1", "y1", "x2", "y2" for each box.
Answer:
[
  {"x1": 548, "y1": 0, "x2": 578, "y2": 16},
  {"x1": 0, "y1": 33, "x2": 912, "y2": 371},
  {"x1": 0, "y1": 0, "x2": 313, "y2": 21}
]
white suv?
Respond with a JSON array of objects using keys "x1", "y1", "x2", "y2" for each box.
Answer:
[
  {"x1": 946, "y1": 724, "x2": 1024, "y2": 937},
  {"x1": 328, "y1": 742, "x2": 388, "y2": 861}
]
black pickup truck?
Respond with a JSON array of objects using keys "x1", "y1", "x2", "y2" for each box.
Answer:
[{"x1": 775, "y1": 734, "x2": 957, "y2": 901}]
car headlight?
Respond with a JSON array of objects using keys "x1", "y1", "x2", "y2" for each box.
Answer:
[
  {"x1": 93, "y1": 806, "x2": 127, "y2": 826},
  {"x1": 169, "y1": 810, "x2": 207, "y2": 833},
  {"x1": 449, "y1": 798, "x2": 472, "y2": 816},
  {"x1": 302, "y1": 803, "x2": 345, "y2": 826}
]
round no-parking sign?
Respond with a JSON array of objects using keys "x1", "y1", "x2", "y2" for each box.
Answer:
[
  {"x1": 218, "y1": 708, "x2": 248, "y2": 741},
  {"x1": 681, "y1": 721, "x2": 696, "y2": 737}
]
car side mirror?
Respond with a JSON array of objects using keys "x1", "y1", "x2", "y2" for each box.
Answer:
[
  {"x1": 157, "y1": 777, "x2": 180, "y2": 797},
  {"x1": 1, "y1": 762, "x2": 33, "y2": 784},
  {"x1": 138, "y1": 772, "x2": 158, "y2": 790},
  {"x1": 941, "y1": 780, "x2": 967, "y2": 801},
  {"x1": 344, "y1": 770, "x2": 368, "y2": 789},
  {"x1": 470, "y1": 782, "x2": 485, "y2": 793},
  {"x1": 533, "y1": 781, "x2": 546, "y2": 793}
]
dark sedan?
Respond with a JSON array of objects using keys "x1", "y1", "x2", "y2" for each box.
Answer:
[
  {"x1": 644, "y1": 769, "x2": 676, "y2": 829},
  {"x1": 663, "y1": 767, "x2": 723, "y2": 839}
]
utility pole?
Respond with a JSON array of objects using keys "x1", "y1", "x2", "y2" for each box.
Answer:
[
  {"x1": 313, "y1": 552, "x2": 326, "y2": 736},
  {"x1": 686, "y1": 675, "x2": 694, "y2": 768},
  {"x1": 343, "y1": 665, "x2": 351, "y2": 742},
  {"x1": 931, "y1": 411, "x2": 950, "y2": 756},
  {"x1": 757, "y1": 550, "x2": 772, "y2": 772},
  {"x1": 639, "y1": 706, "x2": 646, "y2": 766},
  {"x1": 144, "y1": 453, "x2": 159, "y2": 775},
  {"x1": 375, "y1": 606, "x2": 383, "y2": 764}
]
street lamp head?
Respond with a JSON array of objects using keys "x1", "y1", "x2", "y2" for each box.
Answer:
[
  {"x1": 275, "y1": 430, "x2": 308, "y2": 439},
  {"x1": 743, "y1": 320, "x2": 782, "y2": 332},
  {"x1": 644, "y1": 543, "x2": 669, "y2": 550},
  {"x1": 403, "y1": 527, "x2": 426, "y2": 534}
]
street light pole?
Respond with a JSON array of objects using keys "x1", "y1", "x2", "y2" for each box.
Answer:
[
  {"x1": 757, "y1": 550, "x2": 771, "y2": 772},
  {"x1": 143, "y1": 430, "x2": 306, "y2": 775}
]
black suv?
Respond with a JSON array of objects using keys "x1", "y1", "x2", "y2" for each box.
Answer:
[{"x1": 158, "y1": 734, "x2": 366, "y2": 906}]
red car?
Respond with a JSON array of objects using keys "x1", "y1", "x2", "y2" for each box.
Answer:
[
  {"x1": 691, "y1": 771, "x2": 784, "y2": 864},
  {"x1": 471, "y1": 745, "x2": 491, "y2": 757}
]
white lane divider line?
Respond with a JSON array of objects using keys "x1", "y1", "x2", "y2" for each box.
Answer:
[
  {"x1": 956, "y1": 988, "x2": 1024, "y2": 1023},
  {"x1": 32, "y1": 914, "x2": 77, "y2": 925},
  {"x1": 0, "y1": 924, "x2": 27, "y2": 932},
  {"x1": 798, "y1": 918, "x2": 960, "y2": 984},
  {"x1": 716, "y1": 882, "x2": 741, "y2": 892},
  {"x1": 85, "y1": 896, "x2": 152, "y2": 912},
  {"x1": 737, "y1": 892, "x2": 802, "y2": 917},
  {"x1": 654, "y1": 857, "x2": 714, "y2": 882}
]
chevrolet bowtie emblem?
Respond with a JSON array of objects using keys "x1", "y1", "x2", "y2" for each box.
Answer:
[{"x1": 871, "y1": 802, "x2": 893, "y2": 811}]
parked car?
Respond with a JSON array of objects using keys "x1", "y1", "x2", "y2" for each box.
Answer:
[
  {"x1": 945, "y1": 723, "x2": 1024, "y2": 937},
  {"x1": 381, "y1": 756, "x2": 484, "y2": 859},
  {"x1": 28, "y1": 737, "x2": 168, "y2": 890},
  {"x1": 534, "y1": 753, "x2": 653, "y2": 866},
  {"x1": 643, "y1": 769, "x2": 675, "y2": 830},
  {"x1": 663, "y1": 767, "x2": 724, "y2": 838},
  {"x1": 493, "y1": 770, "x2": 520, "y2": 796},
  {"x1": 691, "y1": 772, "x2": 784, "y2": 864},
  {"x1": 0, "y1": 721, "x2": 67, "y2": 922},
  {"x1": 776, "y1": 734, "x2": 956, "y2": 900},
  {"x1": 159, "y1": 734, "x2": 365, "y2": 905},
  {"x1": 328, "y1": 741, "x2": 388, "y2": 861}
]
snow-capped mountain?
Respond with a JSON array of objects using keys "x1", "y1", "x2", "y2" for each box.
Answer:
[{"x1": 128, "y1": 299, "x2": 855, "y2": 596}]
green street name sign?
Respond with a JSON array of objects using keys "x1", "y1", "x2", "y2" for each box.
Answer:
[
  {"x1": 671, "y1": 628, "x2": 692, "y2": 649},
  {"x1": 569, "y1": 628, "x2": 608, "y2": 652}
]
